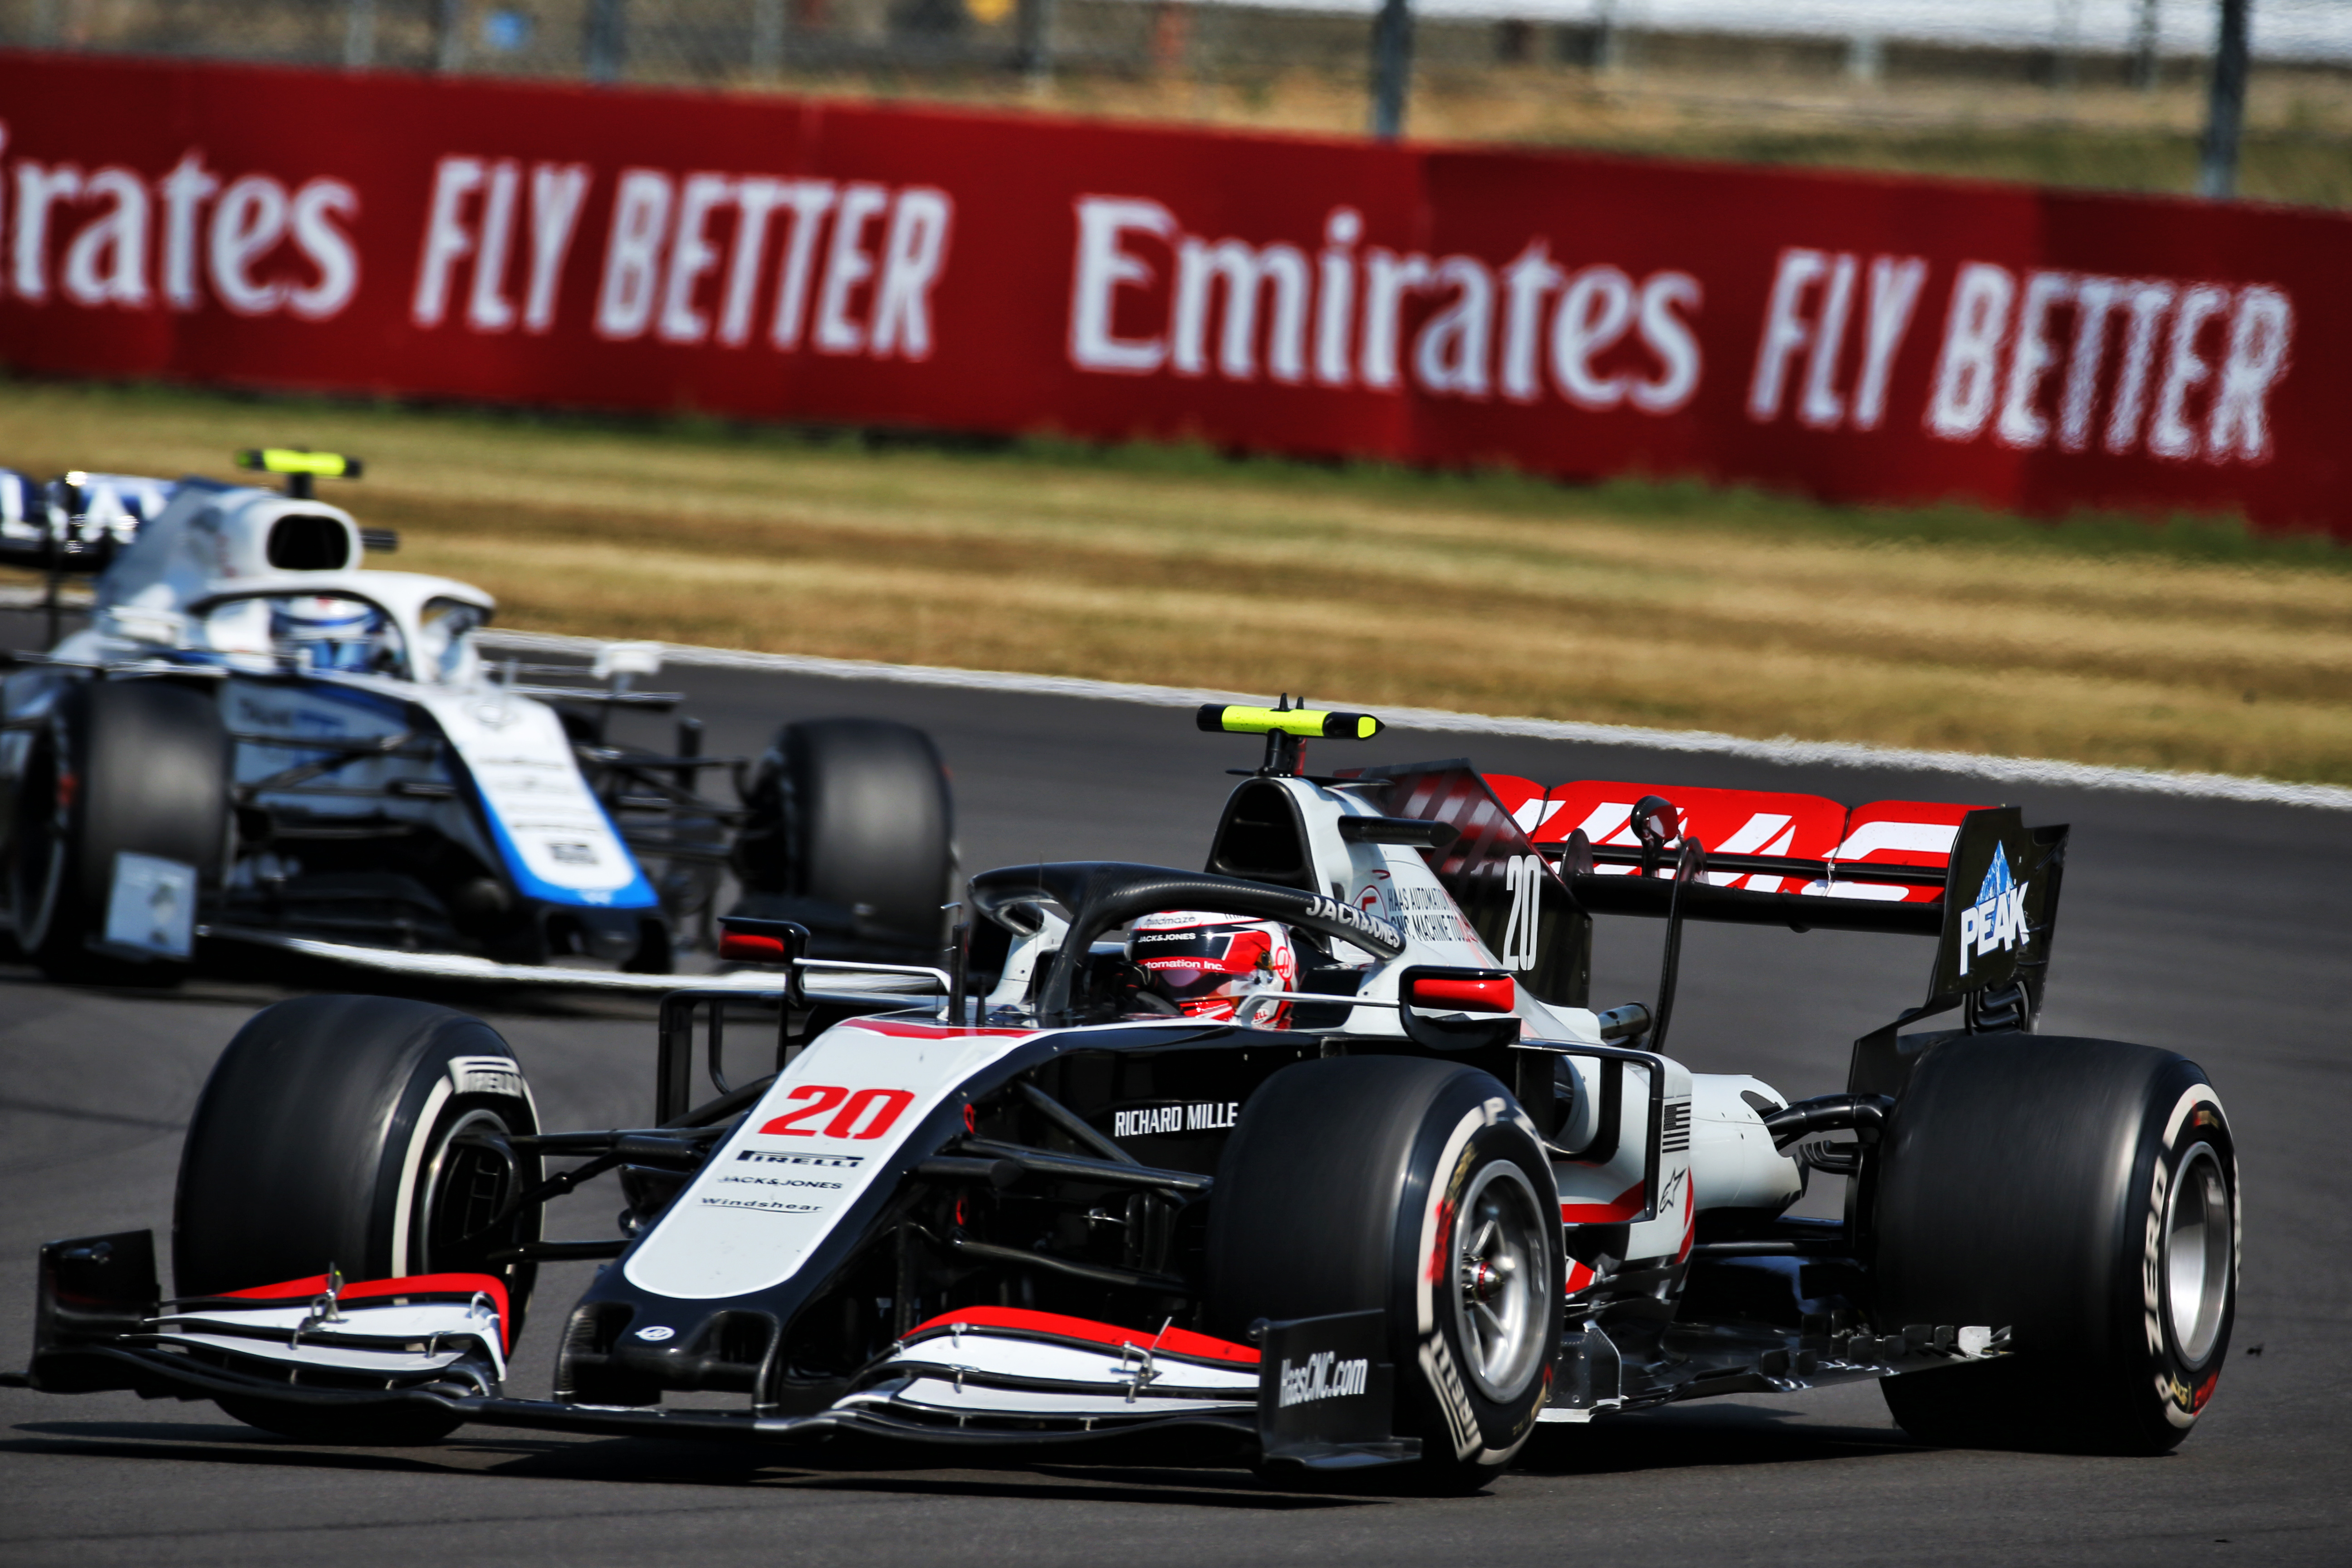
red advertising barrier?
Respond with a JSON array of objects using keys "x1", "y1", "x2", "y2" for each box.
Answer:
[{"x1": 2, "y1": 51, "x2": 2347, "y2": 534}]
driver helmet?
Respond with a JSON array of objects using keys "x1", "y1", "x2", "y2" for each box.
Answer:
[
  {"x1": 270, "y1": 594, "x2": 384, "y2": 673},
  {"x1": 1126, "y1": 910, "x2": 1298, "y2": 1024}
]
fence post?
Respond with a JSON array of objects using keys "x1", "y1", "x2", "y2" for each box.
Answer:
[
  {"x1": 346, "y1": 0, "x2": 377, "y2": 68},
  {"x1": 1596, "y1": 0, "x2": 1624, "y2": 71},
  {"x1": 1370, "y1": 0, "x2": 1412, "y2": 139},
  {"x1": 753, "y1": 0, "x2": 786, "y2": 79},
  {"x1": 588, "y1": 0, "x2": 627, "y2": 83},
  {"x1": 2053, "y1": 0, "x2": 2082, "y2": 89},
  {"x1": 2132, "y1": 0, "x2": 2162, "y2": 90},
  {"x1": 2200, "y1": 0, "x2": 2250, "y2": 197},
  {"x1": 1846, "y1": 32, "x2": 1882, "y2": 82},
  {"x1": 1018, "y1": 0, "x2": 1056, "y2": 86}
]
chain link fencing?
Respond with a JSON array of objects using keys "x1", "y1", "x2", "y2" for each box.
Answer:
[{"x1": 3, "y1": 2, "x2": 2348, "y2": 200}]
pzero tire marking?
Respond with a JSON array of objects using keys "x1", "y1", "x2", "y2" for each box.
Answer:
[{"x1": 2146, "y1": 1085, "x2": 2237, "y2": 1428}]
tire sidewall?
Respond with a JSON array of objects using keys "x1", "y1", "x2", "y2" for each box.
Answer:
[
  {"x1": 9, "y1": 701, "x2": 72, "y2": 955},
  {"x1": 1389, "y1": 1077, "x2": 1560, "y2": 1472},
  {"x1": 15, "y1": 681, "x2": 227, "y2": 974},
  {"x1": 2120, "y1": 1067, "x2": 2238, "y2": 1438}
]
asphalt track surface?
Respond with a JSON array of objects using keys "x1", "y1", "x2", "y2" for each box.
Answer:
[{"x1": 3, "y1": 611, "x2": 2348, "y2": 1565}]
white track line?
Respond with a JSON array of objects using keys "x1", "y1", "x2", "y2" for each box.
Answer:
[
  {"x1": 5, "y1": 593, "x2": 2336, "y2": 808},
  {"x1": 0, "y1": 585, "x2": 93, "y2": 608},
  {"x1": 474, "y1": 629, "x2": 2352, "y2": 812}
]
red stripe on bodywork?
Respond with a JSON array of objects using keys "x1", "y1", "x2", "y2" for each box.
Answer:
[
  {"x1": 907, "y1": 1305, "x2": 1259, "y2": 1366},
  {"x1": 1559, "y1": 1180, "x2": 1647, "y2": 1225},
  {"x1": 838, "y1": 1019, "x2": 1033, "y2": 1040},
  {"x1": 1564, "y1": 1260, "x2": 1597, "y2": 1295},
  {"x1": 220, "y1": 1272, "x2": 512, "y2": 1349}
]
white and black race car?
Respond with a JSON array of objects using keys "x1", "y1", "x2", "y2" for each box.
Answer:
[
  {"x1": 7, "y1": 704, "x2": 2237, "y2": 1482},
  {"x1": 0, "y1": 451, "x2": 953, "y2": 988}
]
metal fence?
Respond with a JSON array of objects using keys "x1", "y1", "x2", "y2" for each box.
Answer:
[
  {"x1": 10, "y1": 1, "x2": 2350, "y2": 72},
  {"x1": 4, "y1": 1, "x2": 2347, "y2": 173}
]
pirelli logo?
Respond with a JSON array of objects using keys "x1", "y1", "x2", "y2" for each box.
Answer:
[
  {"x1": 1662, "y1": 1100, "x2": 1691, "y2": 1153},
  {"x1": 447, "y1": 1056, "x2": 524, "y2": 1100},
  {"x1": 738, "y1": 1150, "x2": 865, "y2": 1168},
  {"x1": 1419, "y1": 1333, "x2": 1480, "y2": 1460}
]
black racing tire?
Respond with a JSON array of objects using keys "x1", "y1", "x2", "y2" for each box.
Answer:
[
  {"x1": 731, "y1": 717, "x2": 953, "y2": 950},
  {"x1": 1206, "y1": 1056, "x2": 1559, "y2": 1490},
  {"x1": 1872, "y1": 1034, "x2": 2237, "y2": 1455},
  {"x1": 9, "y1": 679, "x2": 228, "y2": 985},
  {"x1": 175, "y1": 996, "x2": 544, "y2": 1444}
]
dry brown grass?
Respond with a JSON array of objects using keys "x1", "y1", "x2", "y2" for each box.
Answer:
[{"x1": 5, "y1": 380, "x2": 2349, "y2": 784}]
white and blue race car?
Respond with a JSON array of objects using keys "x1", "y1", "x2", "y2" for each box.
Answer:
[{"x1": 0, "y1": 451, "x2": 952, "y2": 987}]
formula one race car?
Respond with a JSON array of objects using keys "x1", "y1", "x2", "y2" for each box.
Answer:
[
  {"x1": 0, "y1": 451, "x2": 953, "y2": 987},
  {"x1": 7, "y1": 703, "x2": 2237, "y2": 1483}
]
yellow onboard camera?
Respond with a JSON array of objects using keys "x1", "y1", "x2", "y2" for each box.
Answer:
[
  {"x1": 236, "y1": 448, "x2": 363, "y2": 502},
  {"x1": 1198, "y1": 700, "x2": 1383, "y2": 777},
  {"x1": 1196, "y1": 704, "x2": 1383, "y2": 740}
]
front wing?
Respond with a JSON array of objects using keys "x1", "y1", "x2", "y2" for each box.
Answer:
[
  {"x1": 12, "y1": 1239, "x2": 1417, "y2": 1469},
  {"x1": 14, "y1": 1234, "x2": 2008, "y2": 1467}
]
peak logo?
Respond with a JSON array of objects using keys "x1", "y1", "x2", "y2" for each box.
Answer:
[{"x1": 1958, "y1": 851, "x2": 2029, "y2": 975}]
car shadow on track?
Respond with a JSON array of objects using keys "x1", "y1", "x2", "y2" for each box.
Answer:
[
  {"x1": 1513, "y1": 1401, "x2": 1922, "y2": 1476},
  {"x1": 0, "y1": 1420, "x2": 1371, "y2": 1510},
  {"x1": 7, "y1": 1401, "x2": 1925, "y2": 1505}
]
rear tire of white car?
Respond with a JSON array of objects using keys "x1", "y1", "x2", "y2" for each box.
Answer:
[
  {"x1": 1205, "y1": 1056, "x2": 1559, "y2": 1491},
  {"x1": 1872, "y1": 1034, "x2": 2237, "y2": 1455},
  {"x1": 8, "y1": 679, "x2": 227, "y2": 985},
  {"x1": 175, "y1": 996, "x2": 544, "y2": 1444},
  {"x1": 732, "y1": 717, "x2": 953, "y2": 952}
]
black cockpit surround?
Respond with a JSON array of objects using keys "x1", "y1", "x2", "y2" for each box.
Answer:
[{"x1": 969, "y1": 861, "x2": 1404, "y2": 1022}]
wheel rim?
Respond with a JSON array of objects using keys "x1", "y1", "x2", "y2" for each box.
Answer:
[
  {"x1": 418, "y1": 1108, "x2": 519, "y2": 1275},
  {"x1": 2164, "y1": 1142, "x2": 2232, "y2": 1368},
  {"x1": 1451, "y1": 1159, "x2": 1547, "y2": 1402}
]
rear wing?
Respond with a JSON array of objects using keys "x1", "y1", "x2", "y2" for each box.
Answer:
[
  {"x1": 1499, "y1": 770, "x2": 2067, "y2": 1028},
  {"x1": 0, "y1": 453, "x2": 378, "y2": 582},
  {"x1": 1347, "y1": 764, "x2": 2067, "y2": 1072},
  {"x1": 0, "y1": 469, "x2": 177, "y2": 576}
]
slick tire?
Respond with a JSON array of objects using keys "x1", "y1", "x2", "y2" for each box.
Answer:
[
  {"x1": 9, "y1": 679, "x2": 227, "y2": 985},
  {"x1": 731, "y1": 717, "x2": 953, "y2": 950},
  {"x1": 1206, "y1": 1056, "x2": 1559, "y2": 1491},
  {"x1": 1873, "y1": 1034, "x2": 2237, "y2": 1455},
  {"x1": 176, "y1": 996, "x2": 544, "y2": 1444}
]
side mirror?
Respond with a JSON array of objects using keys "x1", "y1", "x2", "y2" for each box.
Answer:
[
  {"x1": 1397, "y1": 965, "x2": 1519, "y2": 1052},
  {"x1": 593, "y1": 640, "x2": 665, "y2": 681},
  {"x1": 99, "y1": 605, "x2": 187, "y2": 648},
  {"x1": 716, "y1": 916, "x2": 811, "y2": 1054},
  {"x1": 1404, "y1": 972, "x2": 1515, "y2": 1014},
  {"x1": 717, "y1": 926, "x2": 794, "y2": 962}
]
